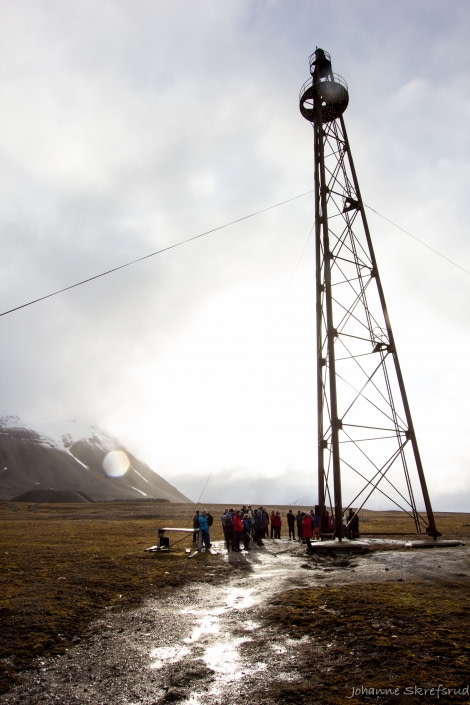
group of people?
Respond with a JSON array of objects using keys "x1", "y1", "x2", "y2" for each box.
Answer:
[{"x1": 191, "y1": 505, "x2": 360, "y2": 553}]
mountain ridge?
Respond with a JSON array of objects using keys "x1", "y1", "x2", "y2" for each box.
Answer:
[{"x1": 0, "y1": 414, "x2": 191, "y2": 503}]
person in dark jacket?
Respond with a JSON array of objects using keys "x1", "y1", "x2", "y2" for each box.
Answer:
[
  {"x1": 296, "y1": 510, "x2": 303, "y2": 540},
  {"x1": 243, "y1": 514, "x2": 251, "y2": 550},
  {"x1": 263, "y1": 509, "x2": 269, "y2": 538},
  {"x1": 223, "y1": 510, "x2": 234, "y2": 551},
  {"x1": 313, "y1": 513, "x2": 321, "y2": 541},
  {"x1": 254, "y1": 509, "x2": 265, "y2": 546},
  {"x1": 192, "y1": 510, "x2": 200, "y2": 543},
  {"x1": 347, "y1": 508, "x2": 360, "y2": 539},
  {"x1": 287, "y1": 509, "x2": 296, "y2": 540}
]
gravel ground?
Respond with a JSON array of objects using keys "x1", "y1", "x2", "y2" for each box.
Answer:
[{"x1": 1, "y1": 538, "x2": 469, "y2": 705}]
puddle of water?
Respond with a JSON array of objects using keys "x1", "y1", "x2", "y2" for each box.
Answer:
[
  {"x1": 202, "y1": 636, "x2": 252, "y2": 676},
  {"x1": 149, "y1": 644, "x2": 190, "y2": 669},
  {"x1": 183, "y1": 586, "x2": 257, "y2": 614},
  {"x1": 224, "y1": 586, "x2": 256, "y2": 610},
  {"x1": 241, "y1": 619, "x2": 260, "y2": 631},
  {"x1": 183, "y1": 613, "x2": 220, "y2": 643}
]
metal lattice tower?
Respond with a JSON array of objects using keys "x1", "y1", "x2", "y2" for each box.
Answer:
[{"x1": 299, "y1": 48, "x2": 440, "y2": 540}]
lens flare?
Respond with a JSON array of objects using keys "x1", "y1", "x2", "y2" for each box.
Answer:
[{"x1": 102, "y1": 450, "x2": 130, "y2": 478}]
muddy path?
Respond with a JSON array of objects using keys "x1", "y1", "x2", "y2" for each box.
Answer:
[{"x1": 1, "y1": 539, "x2": 469, "y2": 705}]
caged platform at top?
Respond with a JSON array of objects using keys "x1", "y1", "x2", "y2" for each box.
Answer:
[{"x1": 299, "y1": 48, "x2": 349, "y2": 124}]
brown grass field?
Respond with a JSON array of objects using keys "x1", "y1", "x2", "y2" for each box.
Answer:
[{"x1": 1, "y1": 502, "x2": 469, "y2": 698}]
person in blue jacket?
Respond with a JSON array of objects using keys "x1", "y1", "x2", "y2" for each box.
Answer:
[{"x1": 198, "y1": 510, "x2": 211, "y2": 549}]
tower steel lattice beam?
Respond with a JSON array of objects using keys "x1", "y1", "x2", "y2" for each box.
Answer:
[{"x1": 299, "y1": 48, "x2": 440, "y2": 540}]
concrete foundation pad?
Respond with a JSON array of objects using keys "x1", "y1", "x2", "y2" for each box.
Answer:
[{"x1": 404, "y1": 539, "x2": 465, "y2": 548}]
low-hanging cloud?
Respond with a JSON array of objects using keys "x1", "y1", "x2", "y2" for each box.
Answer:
[{"x1": 0, "y1": 0, "x2": 469, "y2": 513}]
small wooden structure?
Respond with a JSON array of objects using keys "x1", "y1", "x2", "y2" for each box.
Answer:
[{"x1": 145, "y1": 527, "x2": 199, "y2": 553}]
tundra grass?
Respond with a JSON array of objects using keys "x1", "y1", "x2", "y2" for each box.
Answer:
[
  {"x1": 0, "y1": 503, "x2": 468, "y2": 698},
  {"x1": 0, "y1": 502, "x2": 228, "y2": 693},
  {"x1": 263, "y1": 581, "x2": 470, "y2": 704}
]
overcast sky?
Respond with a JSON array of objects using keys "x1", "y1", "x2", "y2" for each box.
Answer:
[{"x1": 0, "y1": 0, "x2": 469, "y2": 512}]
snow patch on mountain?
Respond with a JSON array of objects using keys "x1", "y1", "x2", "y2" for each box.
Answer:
[{"x1": 0, "y1": 412, "x2": 192, "y2": 502}]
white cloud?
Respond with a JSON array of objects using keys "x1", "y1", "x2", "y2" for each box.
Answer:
[{"x1": 0, "y1": 0, "x2": 469, "y2": 514}]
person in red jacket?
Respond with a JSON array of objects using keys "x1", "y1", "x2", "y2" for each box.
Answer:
[
  {"x1": 272, "y1": 511, "x2": 282, "y2": 539},
  {"x1": 302, "y1": 512, "x2": 313, "y2": 553},
  {"x1": 232, "y1": 510, "x2": 244, "y2": 552},
  {"x1": 270, "y1": 511, "x2": 276, "y2": 538}
]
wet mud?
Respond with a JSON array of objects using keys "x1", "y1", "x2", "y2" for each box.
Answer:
[{"x1": 1, "y1": 538, "x2": 469, "y2": 705}]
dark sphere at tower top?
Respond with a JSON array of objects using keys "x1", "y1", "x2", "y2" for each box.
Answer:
[{"x1": 299, "y1": 76, "x2": 349, "y2": 124}]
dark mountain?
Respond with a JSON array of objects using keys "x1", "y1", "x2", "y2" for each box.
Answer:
[{"x1": 0, "y1": 415, "x2": 190, "y2": 503}]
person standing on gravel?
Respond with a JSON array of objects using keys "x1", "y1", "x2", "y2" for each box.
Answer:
[
  {"x1": 296, "y1": 510, "x2": 303, "y2": 540},
  {"x1": 254, "y1": 509, "x2": 265, "y2": 546},
  {"x1": 351, "y1": 511, "x2": 360, "y2": 539},
  {"x1": 272, "y1": 511, "x2": 282, "y2": 539},
  {"x1": 287, "y1": 509, "x2": 296, "y2": 540},
  {"x1": 233, "y1": 510, "x2": 244, "y2": 551},
  {"x1": 263, "y1": 508, "x2": 270, "y2": 537},
  {"x1": 313, "y1": 512, "x2": 321, "y2": 541},
  {"x1": 245, "y1": 506, "x2": 254, "y2": 537},
  {"x1": 198, "y1": 510, "x2": 211, "y2": 549},
  {"x1": 243, "y1": 513, "x2": 252, "y2": 550},
  {"x1": 192, "y1": 510, "x2": 200, "y2": 543},
  {"x1": 270, "y1": 510, "x2": 276, "y2": 538},
  {"x1": 302, "y1": 512, "x2": 313, "y2": 553},
  {"x1": 347, "y1": 508, "x2": 360, "y2": 539},
  {"x1": 223, "y1": 510, "x2": 234, "y2": 551}
]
